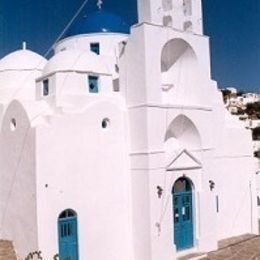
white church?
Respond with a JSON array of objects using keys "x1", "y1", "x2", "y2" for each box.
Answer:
[{"x1": 0, "y1": 0, "x2": 258, "y2": 259}]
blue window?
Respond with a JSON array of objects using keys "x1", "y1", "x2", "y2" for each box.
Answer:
[
  {"x1": 43, "y1": 79, "x2": 49, "y2": 96},
  {"x1": 88, "y1": 75, "x2": 99, "y2": 93},
  {"x1": 90, "y1": 42, "x2": 100, "y2": 55}
]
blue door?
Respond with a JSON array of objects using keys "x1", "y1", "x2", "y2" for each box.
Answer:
[
  {"x1": 173, "y1": 178, "x2": 194, "y2": 250},
  {"x1": 58, "y1": 209, "x2": 79, "y2": 260}
]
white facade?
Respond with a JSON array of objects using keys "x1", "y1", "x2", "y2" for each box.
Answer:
[{"x1": 0, "y1": 1, "x2": 258, "y2": 259}]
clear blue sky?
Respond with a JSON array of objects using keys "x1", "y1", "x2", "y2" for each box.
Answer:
[{"x1": 0, "y1": 0, "x2": 259, "y2": 92}]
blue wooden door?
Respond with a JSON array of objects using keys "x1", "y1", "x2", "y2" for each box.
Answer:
[
  {"x1": 58, "y1": 210, "x2": 78, "y2": 260},
  {"x1": 173, "y1": 178, "x2": 194, "y2": 250}
]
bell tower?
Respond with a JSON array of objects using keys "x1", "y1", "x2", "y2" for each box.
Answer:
[{"x1": 137, "y1": 0, "x2": 203, "y2": 34}]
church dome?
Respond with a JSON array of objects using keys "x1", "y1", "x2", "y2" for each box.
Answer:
[
  {"x1": 0, "y1": 49, "x2": 47, "y2": 71},
  {"x1": 43, "y1": 49, "x2": 111, "y2": 76},
  {"x1": 64, "y1": 10, "x2": 129, "y2": 38}
]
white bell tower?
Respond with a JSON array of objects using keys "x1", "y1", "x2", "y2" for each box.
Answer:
[{"x1": 137, "y1": 0, "x2": 203, "y2": 34}]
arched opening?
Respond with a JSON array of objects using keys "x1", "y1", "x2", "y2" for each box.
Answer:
[
  {"x1": 165, "y1": 114, "x2": 201, "y2": 165},
  {"x1": 161, "y1": 39, "x2": 196, "y2": 73},
  {"x1": 172, "y1": 177, "x2": 194, "y2": 250},
  {"x1": 160, "y1": 38, "x2": 200, "y2": 104},
  {"x1": 58, "y1": 209, "x2": 79, "y2": 260},
  {"x1": 165, "y1": 114, "x2": 201, "y2": 147}
]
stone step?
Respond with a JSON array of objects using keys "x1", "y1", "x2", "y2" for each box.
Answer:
[
  {"x1": 200, "y1": 234, "x2": 260, "y2": 260},
  {"x1": 177, "y1": 252, "x2": 207, "y2": 260},
  {"x1": 0, "y1": 240, "x2": 17, "y2": 260}
]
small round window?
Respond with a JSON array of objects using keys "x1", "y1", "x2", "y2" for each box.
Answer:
[
  {"x1": 10, "y1": 118, "x2": 17, "y2": 131},
  {"x1": 102, "y1": 118, "x2": 110, "y2": 129}
]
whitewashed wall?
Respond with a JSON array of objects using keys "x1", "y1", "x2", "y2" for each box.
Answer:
[
  {"x1": 35, "y1": 100, "x2": 133, "y2": 260},
  {"x1": 0, "y1": 100, "x2": 38, "y2": 259}
]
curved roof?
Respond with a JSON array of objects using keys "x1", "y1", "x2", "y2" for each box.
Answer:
[
  {"x1": 0, "y1": 49, "x2": 47, "y2": 72},
  {"x1": 43, "y1": 49, "x2": 111, "y2": 76},
  {"x1": 64, "y1": 10, "x2": 129, "y2": 38}
]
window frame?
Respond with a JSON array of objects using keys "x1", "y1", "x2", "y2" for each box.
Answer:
[
  {"x1": 43, "y1": 79, "x2": 49, "y2": 96},
  {"x1": 90, "y1": 42, "x2": 100, "y2": 55},
  {"x1": 88, "y1": 75, "x2": 99, "y2": 93}
]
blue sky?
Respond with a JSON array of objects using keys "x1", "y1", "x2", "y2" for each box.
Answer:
[
  {"x1": 203, "y1": 0, "x2": 260, "y2": 92},
  {"x1": 0, "y1": 0, "x2": 259, "y2": 92}
]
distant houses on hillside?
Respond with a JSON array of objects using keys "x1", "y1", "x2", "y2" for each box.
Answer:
[{"x1": 220, "y1": 87, "x2": 260, "y2": 157}]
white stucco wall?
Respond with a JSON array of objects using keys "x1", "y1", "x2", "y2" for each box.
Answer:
[
  {"x1": 119, "y1": 21, "x2": 257, "y2": 260},
  {"x1": 255, "y1": 158, "x2": 260, "y2": 218},
  {"x1": 0, "y1": 100, "x2": 38, "y2": 259},
  {"x1": 0, "y1": 1, "x2": 257, "y2": 259},
  {"x1": 54, "y1": 34, "x2": 128, "y2": 79},
  {"x1": 35, "y1": 100, "x2": 133, "y2": 259}
]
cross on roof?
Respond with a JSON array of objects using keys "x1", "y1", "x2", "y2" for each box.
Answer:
[{"x1": 97, "y1": 0, "x2": 103, "y2": 9}]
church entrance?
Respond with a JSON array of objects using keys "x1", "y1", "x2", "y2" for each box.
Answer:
[
  {"x1": 173, "y1": 178, "x2": 194, "y2": 251},
  {"x1": 58, "y1": 209, "x2": 79, "y2": 260}
]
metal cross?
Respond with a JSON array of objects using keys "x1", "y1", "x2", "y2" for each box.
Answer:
[{"x1": 97, "y1": 0, "x2": 103, "y2": 9}]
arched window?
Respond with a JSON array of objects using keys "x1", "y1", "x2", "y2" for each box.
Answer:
[
  {"x1": 172, "y1": 177, "x2": 192, "y2": 193},
  {"x1": 59, "y1": 209, "x2": 77, "y2": 219}
]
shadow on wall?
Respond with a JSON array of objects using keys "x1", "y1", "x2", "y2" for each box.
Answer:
[
  {"x1": 161, "y1": 38, "x2": 209, "y2": 105},
  {"x1": 164, "y1": 114, "x2": 201, "y2": 163}
]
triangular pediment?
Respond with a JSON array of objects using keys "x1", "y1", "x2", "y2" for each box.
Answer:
[{"x1": 167, "y1": 149, "x2": 202, "y2": 171}]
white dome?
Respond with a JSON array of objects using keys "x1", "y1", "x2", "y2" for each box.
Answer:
[
  {"x1": 43, "y1": 49, "x2": 111, "y2": 76},
  {"x1": 0, "y1": 49, "x2": 47, "y2": 71}
]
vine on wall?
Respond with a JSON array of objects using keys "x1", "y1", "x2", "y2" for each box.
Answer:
[{"x1": 24, "y1": 251, "x2": 59, "y2": 260}]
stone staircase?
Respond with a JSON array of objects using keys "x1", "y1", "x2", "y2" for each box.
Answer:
[{"x1": 0, "y1": 240, "x2": 17, "y2": 260}]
